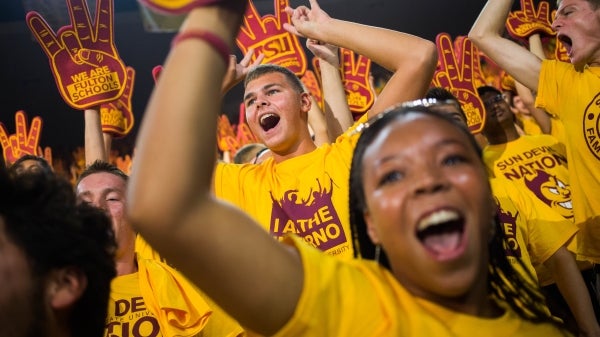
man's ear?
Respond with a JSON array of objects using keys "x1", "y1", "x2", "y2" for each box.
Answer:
[
  {"x1": 300, "y1": 92, "x2": 312, "y2": 113},
  {"x1": 363, "y1": 209, "x2": 381, "y2": 245},
  {"x1": 47, "y1": 267, "x2": 87, "y2": 309}
]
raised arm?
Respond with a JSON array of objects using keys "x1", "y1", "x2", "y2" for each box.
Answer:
[
  {"x1": 468, "y1": 0, "x2": 543, "y2": 91},
  {"x1": 517, "y1": 33, "x2": 552, "y2": 134},
  {"x1": 306, "y1": 94, "x2": 332, "y2": 146},
  {"x1": 514, "y1": 78, "x2": 552, "y2": 134},
  {"x1": 221, "y1": 47, "x2": 264, "y2": 94},
  {"x1": 544, "y1": 246, "x2": 600, "y2": 337},
  {"x1": 84, "y1": 107, "x2": 108, "y2": 165},
  {"x1": 306, "y1": 39, "x2": 353, "y2": 138},
  {"x1": 127, "y1": 3, "x2": 302, "y2": 335},
  {"x1": 284, "y1": 0, "x2": 437, "y2": 119}
]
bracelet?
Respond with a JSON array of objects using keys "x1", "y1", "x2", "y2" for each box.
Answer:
[
  {"x1": 139, "y1": 0, "x2": 246, "y2": 15},
  {"x1": 172, "y1": 30, "x2": 231, "y2": 65}
]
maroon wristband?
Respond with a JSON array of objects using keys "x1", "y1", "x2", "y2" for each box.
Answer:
[
  {"x1": 172, "y1": 30, "x2": 231, "y2": 65},
  {"x1": 138, "y1": 0, "x2": 247, "y2": 16}
]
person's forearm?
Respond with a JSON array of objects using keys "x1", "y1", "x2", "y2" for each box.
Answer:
[
  {"x1": 469, "y1": 0, "x2": 513, "y2": 41},
  {"x1": 319, "y1": 56, "x2": 352, "y2": 138},
  {"x1": 547, "y1": 248, "x2": 600, "y2": 336},
  {"x1": 515, "y1": 80, "x2": 551, "y2": 134},
  {"x1": 84, "y1": 107, "x2": 107, "y2": 165},
  {"x1": 317, "y1": 19, "x2": 435, "y2": 81},
  {"x1": 469, "y1": 0, "x2": 542, "y2": 91},
  {"x1": 307, "y1": 96, "x2": 331, "y2": 146},
  {"x1": 528, "y1": 34, "x2": 546, "y2": 60},
  {"x1": 128, "y1": 7, "x2": 235, "y2": 228},
  {"x1": 314, "y1": 19, "x2": 436, "y2": 116}
]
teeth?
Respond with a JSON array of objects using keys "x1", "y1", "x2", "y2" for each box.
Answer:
[
  {"x1": 260, "y1": 113, "x2": 276, "y2": 125},
  {"x1": 418, "y1": 210, "x2": 459, "y2": 231},
  {"x1": 559, "y1": 200, "x2": 572, "y2": 209}
]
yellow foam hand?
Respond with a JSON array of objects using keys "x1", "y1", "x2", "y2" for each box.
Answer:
[
  {"x1": 0, "y1": 111, "x2": 43, "y2": 165},
  {"x1": 37, "y1": 146, "x2": 54, "y2": 169},
  {"x1": 115, "y1": 154, "x2": 133, "y2": 175}
]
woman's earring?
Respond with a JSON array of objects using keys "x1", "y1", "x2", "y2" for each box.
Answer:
[{"x1": 374, "y1": 245, "x2": 381, "y2": 263}]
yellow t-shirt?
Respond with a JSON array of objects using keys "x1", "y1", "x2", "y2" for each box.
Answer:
[
  {"x1": 550, "y1": 117, "x2": 566, "y2": 144},
  {"x1": 135, "y1": 236, "x2": 246, "y2": 337},
  {"x1": 536, "y1": 60, "x2": 600, "y2": 263},
  {"x1": 106, "y1": 272, "x2": 164, "y2": 337},
  {"x1": 273, "y1": 235, "x2": 570, "y2": 336},
  {"x1": 214, "y1": 117, "x2": 367, "y2": 260},
  {"x1": 491, "y1": 178, "x2": 578, "y2": 286},
  {"x1": 518, "y1": 115, "x2": 543, "y2": 135},
  {"x1": 483, "y1": 134, "x2": 573, "y2": 221}
]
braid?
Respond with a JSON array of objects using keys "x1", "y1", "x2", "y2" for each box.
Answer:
[{"x1": 487, "y1": 216, "x2": 566, "y2": 330}]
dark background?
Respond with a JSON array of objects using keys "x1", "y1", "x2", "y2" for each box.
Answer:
[{"x1": 0, "y1": 0, "x2": 543, "y2": 160}]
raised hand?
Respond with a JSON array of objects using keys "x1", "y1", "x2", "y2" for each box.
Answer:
[
  {"x1": 339, "y1": 47, "x2": 374, "y2": 115},
  {"x1": 26, "y1": 0, "x2": 127, "y2": 109},
  {"x1": 100, "y1": 66, "x2": 135, "y2": 138},
  {"x1": 282, "y1": 0, "x2": 332, "y2": 40},
  {"x1": 222, "y1": 48, "x2": 265, "y2": 93},
  {"x1": 505, "y1": 0, "x2": 555, "y2": 42},
  {"x1": 0, "y1": 111, "x2": 43, "y2": 165},
  {"x1": 237, "y1": 0, "x2": 307, "y2": 75},
  {"x1": 306, "y1": 39, "x2": 338, "y2": 66},
  {"x1": 432, "y1": 32, "x2": 486, "y2": 134}
]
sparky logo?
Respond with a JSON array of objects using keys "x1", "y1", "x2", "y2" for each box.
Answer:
[{"x1": 525, "y1": 170, "x2": 573, "y2": 220}]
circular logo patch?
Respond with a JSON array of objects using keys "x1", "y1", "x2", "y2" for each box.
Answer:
[{"x1": 583, "y1": 93, "x2": 600, "y2": 160}]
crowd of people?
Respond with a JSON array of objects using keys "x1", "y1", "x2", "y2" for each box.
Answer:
[{"x1": 2, "y1": 0, "x2": 600, "y2": 336}]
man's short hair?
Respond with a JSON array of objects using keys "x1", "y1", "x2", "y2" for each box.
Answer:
[
  {"x1": 77, "y1": 160, "x2": 129, "y2": 186},
  {"x1": 557, "y1": 0, "x2": 599, "y2": 9},
  {"x1": 244, "y1": 64, "x2": 305, "y2": 94},
  {"x1": 9, "y1": 154, "x2": 53, "y2": 177},
  {"x1": 476, "y1": 85, "x2": 503, "y2": 98}
]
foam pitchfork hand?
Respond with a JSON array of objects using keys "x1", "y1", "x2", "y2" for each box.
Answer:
[
  {"x1": 26, "y1": 0, "x2": 127, "y2": 110},
  {"x1": 237, "y1": 0, "x2": 307, "y2": 76},
  {"x1": 339, "y1": 47, "x2": 374, "y2": 114},
  {"x1": 433, "y1": 32, "x2": 486, "y2": 134},
  {"x1": 505, "y1": 0, "x2": 555, "y2": 43},
  {"x1": 0, "y1": 111, "x2": 43, "y2": 165},
  {"x1": 101, "y1": 66, "x2": 136, "y2": 138}
]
